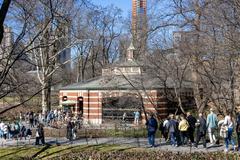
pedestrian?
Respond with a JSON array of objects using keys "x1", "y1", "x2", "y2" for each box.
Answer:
[
  {"x1": 38, "y1": 112, "x2": 42, "y2": 123},
  {"x1": 29, "y1": 112, "x2": 34, "y2": 128},
  {"x1": 186, "y1": 111, "x2": 197, "y2": 145},
  {"x1": 3, "y1": 124, "x2": 8, "y2": 140},
  {"x1": 166, "y1": 114, "x2": 178, "y2": 147},
  {"x1": 122, "y1": 112, "x2": 127, "y2": 122},
  {"x1": 35, "y1": 123, "x2": 45, "y2": 145},
  {"x1": 175, "y1": 115, "x2": 181, "y2": 146},
  {"x1": 34, "y1": 113, "x2": 38, "y2": 126},
  {"x1": 19, "y1": 111, "x2": 22, "y2": 122},
  {"x1": 163, "y1": 117, "x2": 169, "y2": 142},
  {"x1": 20, "y1": 125, "x2": 26, "y2": 140},
  {"x1": 178, "y1": 114, "x2": 189, "y2": 145},
  {"x1": 223, "y1": 111, "x2": 235, "y2": 152},
  {"x1": 66, "y1": 120, "x2": 73, "y2": 141},
  {"x1": 194, "y1": 113, "x2": 207, "y2": 148},
  {"x1": 72, "y1": 122, "x2": 77, "y2": 140},
  {"x1": 0, "y1": 120, "x2": 4, "y2": 138},
  {"x1": 236, "y1": 112, "x2": 240, "y2": 151},
  {"x1": 134, "y1": 111, "x2": 140, "y2": 125},
  {"x1": 146, "y1": 113, "x2": 158, "y2": 147},
  {"x1": 206, "y1": 108, "x2": 218, "y2": 146}
]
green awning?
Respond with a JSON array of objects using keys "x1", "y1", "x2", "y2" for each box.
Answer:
[{"x1": 61, "y1": 100, "x2": 76, "y2": 105}]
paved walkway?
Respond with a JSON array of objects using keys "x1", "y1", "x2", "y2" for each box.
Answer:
[{"x1": 0, "y1": 137, "x2": 228, "y2": 153}]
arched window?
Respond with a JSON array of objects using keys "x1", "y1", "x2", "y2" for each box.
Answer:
[{"x1": 62, "y1": 96, "x2": 67, "y2": 101}]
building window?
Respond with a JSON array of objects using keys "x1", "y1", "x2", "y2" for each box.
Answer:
[{"x1": 62, "y1": 96, "x2": 67, "y2": 101}]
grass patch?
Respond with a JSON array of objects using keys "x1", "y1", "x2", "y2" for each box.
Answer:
[
  {"x1": 0, "y1": 146, "x2": 43, "y2": 160},
  {"x1": 2, "y1": 144, "x2": 240, "y2": 160}
]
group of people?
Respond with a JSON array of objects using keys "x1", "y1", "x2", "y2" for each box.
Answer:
[
  {"x1": 23, "y1": 109, "x2": 81, "y2": 128},
  {"x1": 0, "y1": 120, "x2": 32, "y2": 141},
  {"x1": 146, "y1": 108, "x2": 240, "y2": 152},
  {"x1": 24, "y1": 110, "x2": 60, "y2": 127},
  {"x1": 122, "y1": 111, "x2": 140, "y2": 125}
]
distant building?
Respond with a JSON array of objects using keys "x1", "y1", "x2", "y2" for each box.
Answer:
[
  {"x1": 132, "y1": 0, "x2": 147, "y2": 59},
  {"x1": 0, "y1": 26, "x2": 14, "y2": 57},
  {"x1": 132, "y1": 0, "x2": 147, "y2": 33}
]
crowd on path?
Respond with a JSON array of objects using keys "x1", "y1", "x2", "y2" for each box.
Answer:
[
  {"x1": 0, "y1": 109, "x2": 83, "y2": 146},
  {"x1": 3, "y1": 107, "x2": 240, "y2": 153},
  {"x1": 0, "y1": 120, "x2": 32, "y2": 141},
  {"x1": 23, "y1": 109, "x2": 83, "y2": 128},
  {"x1": 146, "y1": 108, "x2": 240, "y2": 153}
]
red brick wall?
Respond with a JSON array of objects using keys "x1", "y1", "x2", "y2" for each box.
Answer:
[{"x1": 60, "y1": 89, "x2": 172, "y2": 124}]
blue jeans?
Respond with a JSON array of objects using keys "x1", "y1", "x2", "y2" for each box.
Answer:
[
  {"x1": 148, "y1": 131, "x2": 156, "y2": 147},
  {"x1": 225, "y1": 127, "x2": 235, "y2": 150},
  {"x1": 170, "y1": 132, "x2": 176, "y2": 145}
]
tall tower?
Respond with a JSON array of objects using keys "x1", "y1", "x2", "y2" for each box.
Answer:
[{"x1": 132, "y1": 0, "x2": 147, "y2": 59}]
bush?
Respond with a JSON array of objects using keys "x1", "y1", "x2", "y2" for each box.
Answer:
[{"x1": 50, "y1": 148, "x2": 240, "y2": 160}]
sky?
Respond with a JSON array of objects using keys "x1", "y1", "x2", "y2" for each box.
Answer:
[{"x1": 91, "y1": 0, "x2": 132, "y2": 17}]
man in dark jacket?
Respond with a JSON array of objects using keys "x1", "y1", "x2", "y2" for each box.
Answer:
[
  {"x1": 35, "y1": 123, "x2": 45, "y2": 145},
  {"x1": 146, "y1": 113, "x2": 158, "y2": 147},
  {"x1": 66, "y1": 120, "x2": 73, "y2": 141},
  {"x1": 186, "y1": 112, "x2": 197, "y2": 144},
  {"x1": 166, "y1": 114, "x2": 178, "y2": 146},
  {"x1": 195, "y1": 113, "x2": 207, "y2": 148}
]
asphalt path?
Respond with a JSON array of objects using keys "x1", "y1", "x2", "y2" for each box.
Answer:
[{"x1": 0, "y1": 136, "x2": 229, "y2": 153}]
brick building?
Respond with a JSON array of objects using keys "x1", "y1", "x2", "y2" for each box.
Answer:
[{"x1": 59, "y1": 42, "x2": 194, "y2": 125}]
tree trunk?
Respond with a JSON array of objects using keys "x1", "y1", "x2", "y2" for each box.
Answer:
[
  {"x1": 174, "y1": 87, "x2": 185, "y2": 114},
  {"x1": 0, "y1": 0, "x2": 11, "y2": 44},
  {"x1": 42, "y1": 87, "x2": 47, "y2": 114},
  {"x1": 46, "y1": 77, "x2": 52, "y2": 112}
]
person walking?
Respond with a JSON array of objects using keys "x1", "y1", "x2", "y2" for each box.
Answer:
[
  {"x1": 224, "y1": 111, "x2": 235, "y2": 152},
  {"x1": 122, "y1": 112, "x2": 127, "y2": 122},
  {"x1": 19, "y1": 111, "x2": 23, "y2": 122},
  {"x1": 186, "y1": 112, "x2": 197, "y2": 145},
  {"x1": 3, "y1": 123, "x2": 8, "y2": 140},
  {"x1": 162, "y1": 117, "x2": 169, "y2": 142},
  {"x1": 166, "y1": 114, "x2": 178, "y2": 147},
  {"x1": 29, "y1": 112, "x2": 34, "y2": 128},
  {"x1": 178, "y1": 115, "x2": 189, "y2": 145},
  {"x1": 236, "y1": 112, "x2": 240, "y2": 151},
  {"x1": 146, "y1": 113, "x2": 158, "y2": 147},
  {"x1": 0, "y1": 120, "x2": 4, "y2": 138},
  {"x1": 134, "y1": 111, "x2": 140, "y2": 125},
  {"x1": 35, "y1": 123, "x2": 45, "y2": 145},
  {"x1": 194, "y1": 113, "x2": 207, "y2": 148},
  {"x1": 206, "y1": 108, "x2": 218, "y2": 146},
  {"x1": 66, "y1": 120, "x2": 73, "y2": 141}
]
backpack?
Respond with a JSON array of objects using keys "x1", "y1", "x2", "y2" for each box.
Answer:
[
  {"x1": 26, "y1": 129, "x2": 32, "y2": 136},
  {"x1": 159, "y1": 121, "x2": 164, "y2": 131}
]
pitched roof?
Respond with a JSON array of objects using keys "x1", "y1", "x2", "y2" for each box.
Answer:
[{"x1": 60, "y1": 73, "x2": 192, "y2": 91}]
